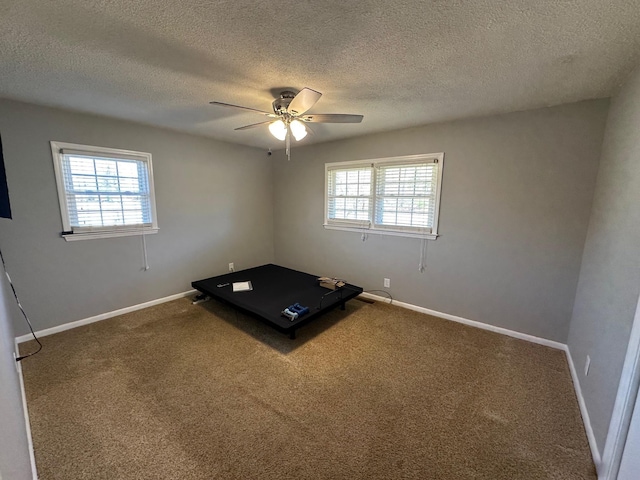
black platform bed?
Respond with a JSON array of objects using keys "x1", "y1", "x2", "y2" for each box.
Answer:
[{"x1": 192, "y1": 264, "x2": 363, "y2": 339}]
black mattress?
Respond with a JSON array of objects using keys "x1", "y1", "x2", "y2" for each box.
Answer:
[{"x1": 192, "y1": 264, "x2": 363, "y2": 338}]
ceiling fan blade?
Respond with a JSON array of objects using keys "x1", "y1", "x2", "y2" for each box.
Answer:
[
  {"x1": 209, "y1": 101, "x2": 277, "y2": 117},
  {"x1": 234, "y1": 121, "x2": 272, "y2": 131},
  {"x1": 288, "y1": 88, "x2": 322, "y2": 115},
  {"x1": 301, "y1": 114, "x2": 364, "y2": 123}
]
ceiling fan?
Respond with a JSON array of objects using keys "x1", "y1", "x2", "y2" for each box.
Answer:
[{"x1": 209, "y1": 88, "x2": 364, "y2": 160}]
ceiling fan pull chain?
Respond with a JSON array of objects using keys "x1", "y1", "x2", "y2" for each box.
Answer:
[{"x1": 286, "y1": 128, "x2": 291, "y2": 161}]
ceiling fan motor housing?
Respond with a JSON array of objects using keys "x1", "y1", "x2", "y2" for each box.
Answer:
[{"x1": 272, "y1": 91, "x2": 297, "y2": 114}]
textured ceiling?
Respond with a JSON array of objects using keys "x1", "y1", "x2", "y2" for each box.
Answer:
[{"x1": 1, "y1": 0, "x2": 640, "y2": 149}]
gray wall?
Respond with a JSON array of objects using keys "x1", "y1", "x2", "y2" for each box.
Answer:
[
  {"x1": 0, "y1": 92, "x2": 622, "y2": 476},
  {"x1": 273, "y1": 100, "x2": 609, "y2": 343},
  {"x1": 0, "y1": 99, "x2": 274, "y2": 335},
  {"x1": 568, "y1": 66, "x2": 640, "y2": 451},
  {"x1": 0, "y1": 247, "x2": 34, "y2": 480}
]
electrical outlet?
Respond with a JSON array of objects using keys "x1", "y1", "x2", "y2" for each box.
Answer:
[
  {"x1": 384, "y1": 278, "x2": 390, "y2": 288},
  {"x1": 585, "y1": 355, "x2": 591, "y2": 376},
  {"x1": 229, "y1": 263, "x2": 234, "y2": 272}
]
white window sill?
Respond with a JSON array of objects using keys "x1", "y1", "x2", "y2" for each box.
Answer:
[
  {"x1": 62, "y1": 228, "x2": 159, "y2": 242},
  {"x1": 323, "y1": 224, "x2": 438, "y2": 240}
]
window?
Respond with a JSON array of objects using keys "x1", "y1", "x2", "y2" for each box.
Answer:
[
  {"x1": 325, "y1": 153, "x2": 443, "y2": 239},
  {"x1": 51, "y1": 141, "x2": 158, "y2": 241}
]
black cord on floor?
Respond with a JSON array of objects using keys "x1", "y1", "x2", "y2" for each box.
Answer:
[
  {"x1": 363, "y1": 289, "x2": 394, "y2": 304},
  {"x1": 0, "y1": 248, "x2": 42, "y2": 361},
  {"x1": 316, "y1": 284, "x2": 393, "y2": 310}
]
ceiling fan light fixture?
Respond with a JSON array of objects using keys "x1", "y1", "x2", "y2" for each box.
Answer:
[
  {"x1": 268, "y1": 120, "x2": 287, "y2": 141},
  {"x1": 210, "y1": 88, "x2": 363, "y2": 151},
  {"x1": 290, "y1": 119, "x2": 307, "y2": 141}
]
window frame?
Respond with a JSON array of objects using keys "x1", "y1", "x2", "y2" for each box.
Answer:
[
  {"x1": 50, "y1": 141, "x2": 159, "y2": 241},
  {"x1": 324, "y1": 153, "x2": 444, "y2": 240}
]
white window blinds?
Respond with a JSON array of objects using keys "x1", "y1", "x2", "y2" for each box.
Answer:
[
  {"x1": 60, "y1": 152, "x2": 152, "y2": 229},
  {"x1": 375, "y1": 162, "x2": 439, "y2": 230},
  {"x1": 51, "y1": 141, "x2": 158, "y2": 240},
  {"x1": 326, "y1": 166, "x2": 373, "y2": 225},
  {"x1": 324, "y1": 153, "x2": 444, "y2": 239}
]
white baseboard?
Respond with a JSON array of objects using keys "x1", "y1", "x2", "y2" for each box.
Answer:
[
  {"x1": 15, "y1": 289, "x2": 197, "y2": 344},
  {"x1": 564, "y1": 345, "x2": 602, "y2": 474},
  {"x1": 14, "y1": 338, "x2": 38, "y2": 480},
  {"x1": 358, "y1": 292, "x2": 566, "y2": 350},
  {"x1": 358, "y1": 292, "x2": 601, "y2": 470}
]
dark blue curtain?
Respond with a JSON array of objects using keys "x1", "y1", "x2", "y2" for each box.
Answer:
[{"x1": 0, "y1": 134, "x2": 12, "y2": 219}]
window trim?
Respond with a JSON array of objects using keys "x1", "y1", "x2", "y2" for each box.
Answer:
[
  {"x1": 50, "y1": 141, "x2": 159, "y2": 241},
  {"x1": 324, "y1": 153, "x2": 444, "y2": 240}
]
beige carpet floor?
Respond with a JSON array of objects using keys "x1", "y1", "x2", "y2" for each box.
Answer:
[{"x1": 20, "y1": 297, "x2": 596, "y2": 479}]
